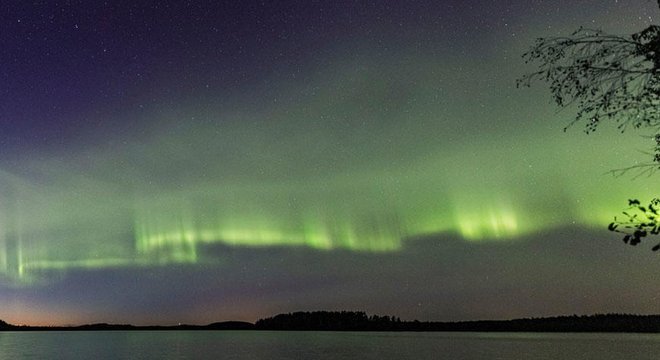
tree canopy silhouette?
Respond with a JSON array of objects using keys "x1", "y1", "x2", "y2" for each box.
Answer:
[{"x1": 518, "y1": 2, "x2": 660, "y2": 250}]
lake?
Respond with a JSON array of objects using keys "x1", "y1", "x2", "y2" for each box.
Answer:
[{"x1": 1, "y1": 331, "x2": 659, "y2": 359}]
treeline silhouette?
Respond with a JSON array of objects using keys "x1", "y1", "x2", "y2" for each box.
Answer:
[
  {"x1": 254, "y1": 311, "x2": 660, "y2": 332},
  {"x1": 0, "y1": 320, "x2": 254, "y2": 331},
  {"x1": 255, "y1": 311, "x2": 402, "y2": 331},
  {"x1": 5, "y1": 311, "x2": 660, "y2": 332}
]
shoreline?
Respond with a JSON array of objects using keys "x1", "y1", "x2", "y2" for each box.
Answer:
[{"x1": 4, "y1": 312, "x2": 660, "y2": 333}]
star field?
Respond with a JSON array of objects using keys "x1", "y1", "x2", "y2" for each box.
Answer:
[{"x1": 0, "y1": 0, "x2": 659, "y2": 326}]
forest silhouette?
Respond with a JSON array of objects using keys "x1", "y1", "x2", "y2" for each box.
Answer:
[{"x1": 4, "y1": 311, "x2": 660, "y2": 333}]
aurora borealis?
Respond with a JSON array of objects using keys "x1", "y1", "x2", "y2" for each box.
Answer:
[{"x1": 2, "y1": 0, "x2": 660, "y2": 326}]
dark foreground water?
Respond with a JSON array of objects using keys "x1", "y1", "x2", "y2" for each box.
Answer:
[{"x1": 2, "y1": 331, "x2": 660, "y2": 359}]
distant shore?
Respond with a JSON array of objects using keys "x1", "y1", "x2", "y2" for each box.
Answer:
[{"x1": 4, "y1": 311, "x2": 660, "y2": 333}]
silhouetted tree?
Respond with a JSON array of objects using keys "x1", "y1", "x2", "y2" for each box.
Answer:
[
  {"x1": 608, "y1": 198, "x2": 660, "y2": 249},
  {"x1": 252, "y1": 311, "x2": 660, "y2": 332},
  {"x1": 519, "y1": 2, "x2": 660, "y2": 250}
]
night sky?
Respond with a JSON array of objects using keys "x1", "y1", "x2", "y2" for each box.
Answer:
[{"x1": 1, "y1": 0, "x2": 660, "y2": 326}]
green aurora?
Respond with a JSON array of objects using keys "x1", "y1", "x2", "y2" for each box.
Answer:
[{"x1": 0, "y1": 55, "x2": 655, "y2": 283}]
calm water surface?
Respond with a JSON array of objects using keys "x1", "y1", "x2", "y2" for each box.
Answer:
[{"x1": 1, "y1": 331, "x2": 659, "y2": 359}]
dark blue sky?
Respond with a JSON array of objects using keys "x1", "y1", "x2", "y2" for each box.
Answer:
[{"x1": 2, "y1": 1, "x2": 455, "y2": 146}]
